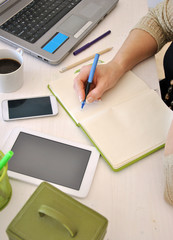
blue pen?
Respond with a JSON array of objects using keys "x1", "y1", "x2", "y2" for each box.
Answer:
[{"x1": 81, "y1": 53, "x2": 100, "y2": 109}]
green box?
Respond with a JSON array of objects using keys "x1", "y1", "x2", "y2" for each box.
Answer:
[{"x1": 6, "y1": 182, "x2": 108, "y2": 240}]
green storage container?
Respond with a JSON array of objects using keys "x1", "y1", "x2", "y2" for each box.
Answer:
[{"x1": 6, "y1": 182, "x2": 108, "y2": 240}]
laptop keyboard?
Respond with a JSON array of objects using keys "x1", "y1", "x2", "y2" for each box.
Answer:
[{"x1": 0, "y1": 0, "x2": 82, "y2": 43}]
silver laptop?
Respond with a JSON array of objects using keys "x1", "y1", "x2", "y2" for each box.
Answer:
[{"x1": 0, "y1": 0, "x2": 118, "y2": 65}]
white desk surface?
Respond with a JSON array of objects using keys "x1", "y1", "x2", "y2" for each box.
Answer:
[{"x1": 1, "y1": 0, "x2": 173, "y2": 239}]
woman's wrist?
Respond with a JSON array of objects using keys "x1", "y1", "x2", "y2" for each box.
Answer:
[{"x1": 110, "y1": 53, "x2": 130, "y2": 80}]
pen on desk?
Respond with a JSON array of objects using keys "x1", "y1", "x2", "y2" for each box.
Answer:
[
  {"x1": 0, "y1": 151, "x2": 14, "y2": 170},
  {"x1": 81, "y1": 53, "x2": 100, "y2": 109},
  {"x1": 73, "y1": 30, "x2": 111, "y2": 56},
  {"x1": 60, "y1": 47, "x2": 112, "y2": 73}
]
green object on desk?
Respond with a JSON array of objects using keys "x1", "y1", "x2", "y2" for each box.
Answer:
[
  {"x1": 0, "y1": 150, "x2": 14, "y2": 170},
  {"x1": 0, "y1": 151, "x2": 12, "y2": 211},
  {"x1": 6, "y1": 182, "x2": 108, "y2": 240}
]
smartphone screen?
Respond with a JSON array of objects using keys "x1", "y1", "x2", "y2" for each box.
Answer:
[{"x1": 7, "y1": 96, "x2": 53, "y2": 119}]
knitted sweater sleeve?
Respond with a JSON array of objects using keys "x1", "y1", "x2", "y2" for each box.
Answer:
[
  {"x1": 134, "y1": 0, "x2": 173, "y2": 52},
  {"x1": 164, "y1": 154, "x2": 173, "y2": 205}
]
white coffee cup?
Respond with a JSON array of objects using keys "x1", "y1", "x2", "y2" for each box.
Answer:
[{"x1": 0, "y1": 48, "x2": 24, "y2": 93}]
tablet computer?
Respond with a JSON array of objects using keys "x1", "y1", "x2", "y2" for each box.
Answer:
[{"x1": 2, "y1": 127, "x2": 100, "y2": 198}]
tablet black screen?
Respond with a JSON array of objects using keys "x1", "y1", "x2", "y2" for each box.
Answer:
[{"x1": 8, "y1": 132, "x2": 91, "y2": 190}]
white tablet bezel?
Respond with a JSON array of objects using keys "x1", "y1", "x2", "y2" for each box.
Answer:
[{"x1": 2, "y1": 127, "x2": 100, "y2": 198}]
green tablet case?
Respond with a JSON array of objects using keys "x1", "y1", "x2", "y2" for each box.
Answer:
[{"x1": 6, "y1": 182, "x2": 108, "y2": 240}]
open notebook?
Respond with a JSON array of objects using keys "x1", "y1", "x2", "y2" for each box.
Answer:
[{"x1": 48, "y1": 71, "x2": 173, "y2": 171}]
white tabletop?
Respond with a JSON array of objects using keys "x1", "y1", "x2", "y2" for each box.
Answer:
[{"x1": 1, "y1": 0, "x2": 173, "y2": 239}]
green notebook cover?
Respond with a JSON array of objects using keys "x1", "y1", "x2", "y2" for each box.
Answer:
[{"x1": 48, "y1": 71, "x2": 173, "y2": 171}]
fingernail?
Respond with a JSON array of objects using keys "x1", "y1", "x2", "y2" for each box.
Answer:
[
  {"x1": 79, "y1": 96, "x2": 83, "y2": 102},
  {"x1": 86, "y1": 97, "x2": 93, "y2": 103}
]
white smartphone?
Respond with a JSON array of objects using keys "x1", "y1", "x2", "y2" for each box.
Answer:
[{"x1": 1, "y1": 95, "x2": 58, "y2": 121}]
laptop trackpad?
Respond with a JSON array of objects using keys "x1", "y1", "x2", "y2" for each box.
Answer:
[{"x1": 59, "y1": 15, "x2": 87, "y2": 35}]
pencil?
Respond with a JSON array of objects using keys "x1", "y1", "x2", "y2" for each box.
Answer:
[{"x1": 59, "y1": 47, "x2": 113, "y2": 73}]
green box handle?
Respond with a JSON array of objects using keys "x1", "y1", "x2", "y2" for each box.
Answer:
[{"x1": 38, "y1": 204, "x2": 77, "y2": 237}]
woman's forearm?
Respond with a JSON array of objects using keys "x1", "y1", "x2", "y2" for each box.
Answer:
[{"x1": 111, "y1": 29, "x2": 158, "y2": 75}]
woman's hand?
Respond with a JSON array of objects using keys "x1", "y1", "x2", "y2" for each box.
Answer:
[
  {"x1": 73, "y1": 29, "x2": 158, "y2": 104},
  {"x1": 73, "y1": 60, "x2": 124, "y2": 103}
]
